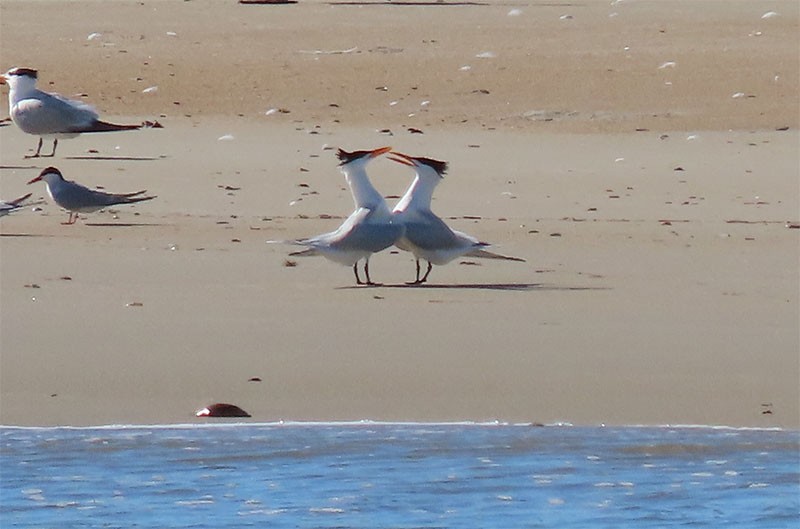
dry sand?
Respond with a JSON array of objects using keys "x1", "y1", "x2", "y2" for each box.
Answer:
[{"x1": 0, "y1": 0, "x2": 798, "y2": 427}]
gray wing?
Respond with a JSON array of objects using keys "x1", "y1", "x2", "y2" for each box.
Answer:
[
  {"x1": 333, "y1": 220, "x2": 404, "y2": 253},
  {"x1": 403, "y1": 210, "x2": 470, "y2": 251},
  {"x1": 51, "y1": 180, "x2": 147, "y2": 211},
  {"x1": 13, "y1": 91, "x2": 99, "y2": 135},
  {"x1": 0, "y1": 202, "x2": 24, "y2": 216},
  {"x1": 302, "y1": 208, "x2": 404, "y2": 253}
]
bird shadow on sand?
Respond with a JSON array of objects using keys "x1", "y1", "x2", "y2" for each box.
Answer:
[
  {"x1": 339, "y1": 283, "x2": 607, "y2": 292},
  {"x1": 0, "y1": 165, "x2": 40, "y2": 170},
  {"x1": 329, "y1": 1, "x2": 489, "y2": 5},
  {"x1": 0, "y1": 232, "x2": 53, "y2": 238},
  {"x1": 64, "y1": 156, "x2": 163, "y2": 161},
  {"x1": 83, "y1": 222, "x2": 164, "y2": 227}
]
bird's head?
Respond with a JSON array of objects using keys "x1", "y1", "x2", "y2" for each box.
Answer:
[
  {"x1": 1, "y1": 67, "x2": 38, "y2": 90},
  {"x1": 27, "y1": 167, "x2": 63, "y2": 186},
  {"x1": 336, "y1": 146, "x2": 392, "y2": 168},
  {"x1": 388, "y1": 152, "x2": 448, "y2": 179}
]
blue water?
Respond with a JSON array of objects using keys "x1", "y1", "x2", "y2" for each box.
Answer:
[{"x1": 1, "y1": 423, "x2": 798, "y2": 528}]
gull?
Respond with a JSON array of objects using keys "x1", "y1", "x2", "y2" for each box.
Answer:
[
  {"x1": 285, "y1": 146, "x2": 404, "y2": 285},
  {"x1": 1, "y1": 67, "x2": 142, "y2": 158},
  {"x1": 27, "y1": 166, "x2": 156, "y2": 224},
  {"x1": 0, "y1": 192, "x2": 34, "y2": 217},
  {"x1": 389, "y1": 151, "x2": 525, "y2": 284}
]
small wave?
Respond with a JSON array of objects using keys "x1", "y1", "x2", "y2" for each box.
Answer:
[
  {"x1": 175, "y1": 498, "x2": 215, "y2": 506},
  {"x1": 1, "y1": 421, "x2": 789, "y2": 431}
]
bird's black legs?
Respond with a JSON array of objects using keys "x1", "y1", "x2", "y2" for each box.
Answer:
[
  {"x1": 407, "y1": 259, "x2": 422, "y2": 285},
  {"x1": 353, "y1": 263, "x2": 364, "y2": 285},
  {"x1": 25, "y1": 138, "x2": 44, "y2": 159},
  {"x1": 407, "y1": 259, "x2": 432, "y2": 285},
  {"x1": 353, "y1": 259, "x2": 379, "y2": 286},
  {"x1": 419, "y1": 261, "x2": 433, "y2": 283},
  {"x1": 27, "y1": 138, "x2": 57, "y2": 158},
  {"x1": 363, "y1": 258, "x2": 380, "y2": 286}
]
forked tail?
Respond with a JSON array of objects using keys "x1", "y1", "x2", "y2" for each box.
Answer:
[
  {"x1": 118, "y1": 189, "x2": 149, "y2": 198},
  {"x1": 121, "y1": 195, "x2": 156, "y2": 205},
  {"x1": 80, "y1": 120, "x2": 142, "y2": 133},
  {"x1": 288, "y1": 247, "x2": 320, "y2": 257},
  {"x1": 8, "y1": 192, "x2": 32, "y2": 206},
  {"x1": 464, "y1": 248, "x2": 526, "y2": 262}
]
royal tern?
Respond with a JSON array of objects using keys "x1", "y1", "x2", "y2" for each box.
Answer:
[
  {"x1": 389, "y1": 152, "x2": 525, "y2": 284},
  {"x1": 27, "y1": 166, "x2": 156, "y2": 224},
  {"x1": 1, "y1": 67, "x2": 142, "y2": 158},
  {"x1": 286, "y1": 146, "x2": 404, "y2": 285},
  {"x1": 0, "y1": 192, "x2": 34, "y2": 217}
]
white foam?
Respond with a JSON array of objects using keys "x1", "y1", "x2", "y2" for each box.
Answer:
[{"x1": 0, "y1": 422, "x2": 790, "y2": 432}]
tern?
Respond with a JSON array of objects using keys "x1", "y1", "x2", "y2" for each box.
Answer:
[
  {"x1": 285, "y1": 146, "x2": 404, "y2": 285},
  {"x1": 389, "y1": 151, "x2": 525, "y2": 284},
  {"x1": 27, "y1": 166, "x2": 156, "y2": 224},
  {"x1": 1, "y1": 67, "x2": 142, "y2": 158},
  {"x1": 0, "y1": 192, "x2": 34, "y2": 217}
]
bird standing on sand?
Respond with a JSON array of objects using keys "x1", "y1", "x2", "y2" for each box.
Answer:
[
  {"x1": 27, "y1": 167, "x2": 156, "y2": 224},
  {"x1": 0, "y1": 192, "x2": 34, "y2": 217},
  {"x1": 286, "y1": 147, "x2": 404, "y2": 285},
  {"x1": 1, "y1": 67, "x2": 142, "y2": 158},
  {"x1": 389, "y1": 151, "x2": 525, "y2": 284}
]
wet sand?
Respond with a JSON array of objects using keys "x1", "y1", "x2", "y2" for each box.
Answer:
[{"x1": 1, "y1": 0, "x2": 798, "y2": 427}]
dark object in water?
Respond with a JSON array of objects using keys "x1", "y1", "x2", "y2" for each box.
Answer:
[{"x1": 196, "y1": 403, "x2": 251, "y2": 418}]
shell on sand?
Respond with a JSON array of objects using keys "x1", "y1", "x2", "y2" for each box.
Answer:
[{"x1": 196, "y1": 403, "x2": 251, "y2": 418}]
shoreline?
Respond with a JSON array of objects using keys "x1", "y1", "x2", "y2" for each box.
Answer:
[{"x1": 0, "y1": 421, "x2": 793, "y2": 431}]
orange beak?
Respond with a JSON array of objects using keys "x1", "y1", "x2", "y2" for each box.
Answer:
[
  {"x1": 388, "y1": 151, "x2": 415, "y2": 166},
  {"x1": 27, "y1": 175, "x2": 42, "y2": 185},
  {"x1": 0, "y1": 76, "x2": 5, "y2": 85},
  {"x1": 369, "y1": 146, "x2": 392, "y2": 158}
]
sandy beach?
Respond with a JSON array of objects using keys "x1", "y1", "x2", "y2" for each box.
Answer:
[{"x1": 1, "y1": 0, "x2": 797, "y2": 427}]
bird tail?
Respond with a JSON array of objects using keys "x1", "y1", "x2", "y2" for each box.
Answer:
[
  {"x1": 464, "y1": 248, "x2": 526, "y2": 262},
  {"x1": 7, "y1": 192, "x2": 33, "y2": 206},
  {"x1": 266, "y1": 239, "x2": 320, "y2": 257},
  {"x1": 288, "y1": 247, "x2": 320, "y2": 258},
  {"x1": 118, "y1": 189, "x2": 149, "y2": 198},
  {"x1": 121, "y1": 195, "x2": 156, "y2": 205},
  {"x1": 81, "y1": 120, "x2": 142, "y2": 133}
]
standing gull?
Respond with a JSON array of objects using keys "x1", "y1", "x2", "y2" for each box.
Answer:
[
  {"x1": 27, "y1": 166, "x2": 156, "y2": 224},
  {"x1": 1, "y1": 67, "x2": 142, "y2": 158},
  {"x1": 389, "y1": 151, "x2": 524, "y2": 284},
  {"x1": 285, "y1": 146, "x2": 404, "y2": 285}
]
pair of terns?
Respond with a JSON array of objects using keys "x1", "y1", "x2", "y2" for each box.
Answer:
[
  {"x1": 1, "y1": 67, "x2": 143, "y2": 158},
  {"x1": 0, "y1": 67, "x2": 154, "y2": 222},
  {"x1": 287, "y1": 147, "x2": 524, "y2": 285}
]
